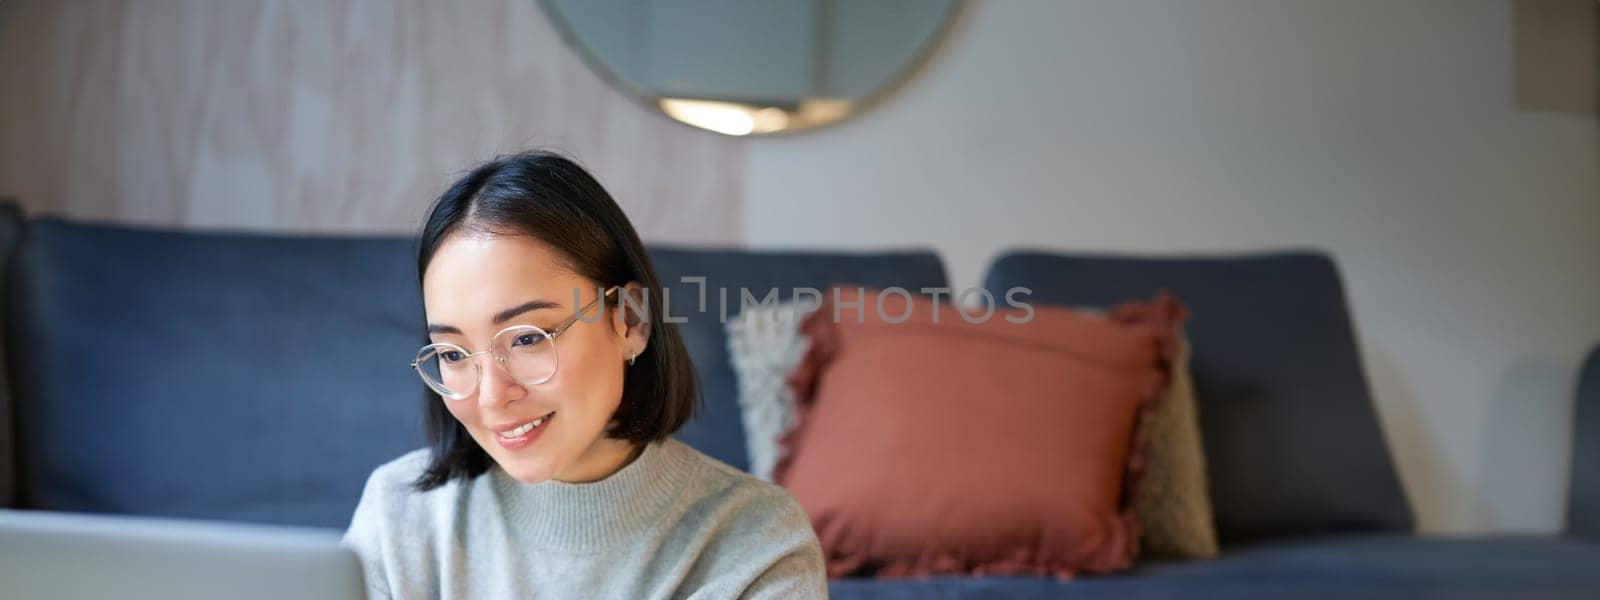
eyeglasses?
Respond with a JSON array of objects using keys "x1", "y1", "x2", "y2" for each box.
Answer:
[{"x1": 411, "y1": 286, "x2": 620, "y2": 401}]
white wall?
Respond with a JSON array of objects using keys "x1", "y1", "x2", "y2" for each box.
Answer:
[{"x1": 745, "y1": 0, "x2": 1600, "y2": 534}]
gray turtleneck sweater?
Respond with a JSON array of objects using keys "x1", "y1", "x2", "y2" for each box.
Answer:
[{"x1": 341, "y1": 437, "x2": 828, "y2": 599}]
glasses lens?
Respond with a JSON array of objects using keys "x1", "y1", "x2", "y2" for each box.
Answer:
[
  {"x1": 416, "y1": 345, "x2": 477, "y2": 398},
  {"x1": 497, "y1": 326, "x2": 558, "y2": 385}
]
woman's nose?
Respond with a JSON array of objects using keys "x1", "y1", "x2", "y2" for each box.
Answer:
[{"x1": 475, "y1": 354, "x2": 528, "y2": 408}]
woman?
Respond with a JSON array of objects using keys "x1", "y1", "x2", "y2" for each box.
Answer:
[{"x1": 342, "y1": 151, "x2": 828, "y2": 599}]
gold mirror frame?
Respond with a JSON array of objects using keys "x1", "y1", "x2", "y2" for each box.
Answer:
[{"x1": 538, "y1": 1, "x2": 964, "y2": 136}]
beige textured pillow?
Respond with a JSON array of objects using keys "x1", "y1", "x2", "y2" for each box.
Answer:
[
  {"x1": 1135, "y1": 332, "x2": 1220, "y2": 558},
  {"x1": 725, "y1": 300, "x2": 818, "y2": 481}
]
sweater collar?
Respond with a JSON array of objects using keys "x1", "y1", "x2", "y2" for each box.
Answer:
[{"x1": 488, "y1": 437, "x2": 696, "y2": 553}]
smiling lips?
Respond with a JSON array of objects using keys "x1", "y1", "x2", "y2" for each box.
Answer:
[{"x1": 493, "y1": 411, "x2": 555, "y2": 450}]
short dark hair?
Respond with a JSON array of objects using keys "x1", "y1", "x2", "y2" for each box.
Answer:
[{"x1": 410, "y1": 150, "x2": 699, "y2": 491}]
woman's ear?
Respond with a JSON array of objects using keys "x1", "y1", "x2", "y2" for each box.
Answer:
[{"x1": 613, "y1": 281, "x2": 652, "y2": 360}]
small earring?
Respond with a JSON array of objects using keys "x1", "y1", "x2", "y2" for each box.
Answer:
[{"x1": 627, "y1": 351, "x2": 636, "y2": 366}]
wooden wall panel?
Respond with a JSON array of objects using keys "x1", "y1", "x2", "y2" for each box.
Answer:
[{"x1": 0, "y1": 0, "x2": 742, "y2": 243}]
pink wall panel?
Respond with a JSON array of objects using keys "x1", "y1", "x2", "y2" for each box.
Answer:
[{"x1": 0, "y1": 0, "x2": 742, "y2": 243}]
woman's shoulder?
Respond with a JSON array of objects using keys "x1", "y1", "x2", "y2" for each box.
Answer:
[
  {"x1": 343, "y1": 449, "x2": 460, "y2": 597},
  {"x1": 677, "y1": 439, "x2": 783, "y2": 493},
  {"x1": 672, "y1": 440, "x2": 814, "y2": 533},
  {"x1": 666, "y1": 440, "x2": 827, "y2": 594},
  {"x1": 348, "y1": 448, "x2": 455, "y2": 528},
  {"x1": 363, "y1": 448, "x2": 435, "y2": 492}
]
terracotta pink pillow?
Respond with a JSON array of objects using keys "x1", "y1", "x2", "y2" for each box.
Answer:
[{"x1": 775, "y1": 287, "x2": 1185, "y2": 579}]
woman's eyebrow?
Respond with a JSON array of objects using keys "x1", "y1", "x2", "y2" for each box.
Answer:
[
  {"x1": 491, "y1": 298, "x2": 562, "y2": 325},
  {"x1": 425, "y1": 298, "x2": 564, "y2": 336}
]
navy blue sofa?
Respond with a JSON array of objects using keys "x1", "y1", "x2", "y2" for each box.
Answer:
[{"x1": 2, "y1": 208, "x2": 1597, "y2": 598}]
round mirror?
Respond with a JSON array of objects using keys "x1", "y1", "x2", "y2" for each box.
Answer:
[{"x1": 539, "y1": 0, "x2": 962, "y2": 136}]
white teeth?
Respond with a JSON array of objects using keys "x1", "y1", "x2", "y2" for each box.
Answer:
[{"x1": 497, "y1": 413, "x2": 552, "y2": 439}]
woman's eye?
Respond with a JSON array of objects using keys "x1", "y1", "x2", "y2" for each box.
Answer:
[
  {"x1": 439, "y1": 350, "x2": 466, "y2": 363},
  {"x1": 512, "y1": 333, "x2": 545, "y2": 348}
]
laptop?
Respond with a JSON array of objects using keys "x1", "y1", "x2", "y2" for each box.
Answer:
[{"x1": 0, "y1": 508, "x2": 366, "y2": 600}]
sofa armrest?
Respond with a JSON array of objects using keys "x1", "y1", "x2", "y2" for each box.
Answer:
[
  {"x1": 1571, "y1": 344, "x2": 1600, "y2": 540},
  {"x1": 0, "y1": 199, "x2": 21, "y2": 508}
]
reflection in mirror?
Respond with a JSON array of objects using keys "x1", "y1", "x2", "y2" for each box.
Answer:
[{"x1": 540, "y1": 0, "x2": 961, "y2": 136}]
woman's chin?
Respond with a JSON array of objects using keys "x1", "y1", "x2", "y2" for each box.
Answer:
[
  {"x1": 492, "y1": 453, "x2": 561, "y2": 484},
  {"x1": 496, "y1": 464, "x2": 560, "y2": 486}
]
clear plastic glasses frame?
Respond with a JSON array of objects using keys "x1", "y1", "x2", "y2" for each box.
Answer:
[{"x1": 411, "y1": 286, "x2": 619, "y2": 400}]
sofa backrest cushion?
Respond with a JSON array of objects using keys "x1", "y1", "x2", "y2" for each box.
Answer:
[
  {"x1": 982, "y1": 250, "x2": 1413, "y2": 544},
  {"x1": 5, "y1": 217, "x2": 949, "y2": 527},
  {"x1": 7, "y1": 219, "x2": 427, "y2": 528}
]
